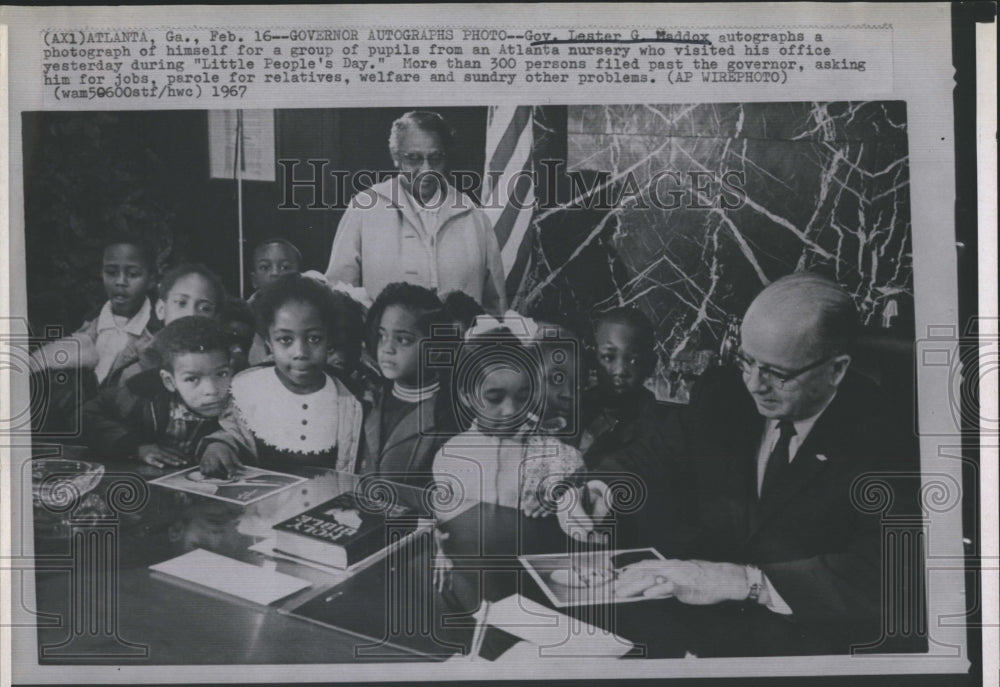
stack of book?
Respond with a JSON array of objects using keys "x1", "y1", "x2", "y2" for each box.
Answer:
[{"x1": 271, "y1": 491, "x2": 420, "y2": 570}]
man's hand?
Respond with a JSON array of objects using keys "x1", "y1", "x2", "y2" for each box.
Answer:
[
  {"x1": 614, "y1": 560, "x2": 751, "y2": 605},
  {"x1": 136, "y1": 444, "x2": 189, "y2": 469},
  {"x1": 199, "y1": 443, "x2": 244, "y2": 479},
  {"x1": 556, "y1": 480, "x2": 611, "y2": 541}
]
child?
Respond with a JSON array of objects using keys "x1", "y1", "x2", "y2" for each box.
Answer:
[
  {"x1": 580, "y1": 307, "x2": 671, "y2": 469},
  {"x1": 531, "y1": 311, "x2": 584, "y2": 442},
  {"x1": 199, "y1": 273, "x2": 363, "y2": 476},
  {"x1": 247, "y1": 238, "x2": 303, "y2": 365},
  {"x1": 249, "y1": 238, "x2": 301, "y2": 300},
  {"x1": 432, "y1": 327, "x2": 584, "y2": 521},
  {"x1": 117, "y1": 262, "x2": 226, "y2": 384},
  {"x1": 217, "y1": 297, "x2": 256, "y2": 373},
  {"x1": 31, "y1": 237, "x2": 157, "y2": 389},
  {"x1": 440, "y1": 290, "x2": 486, "y2": 338},
  {"x1": 357, "y1": 283, "x2": 456, "y2": 487},
  {"x1": 154, "y1": 262, "x2": 225, "y2": 323},
  {"x1": 327, "y1": 289, "x2": 381, "y2": 403},
  {"x1": 82, "y1": 316, "x2": 233, "y2": 468}
]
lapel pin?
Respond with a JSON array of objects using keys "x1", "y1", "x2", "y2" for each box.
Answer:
[{"x1": 816, "y1": 454, "x2": 829, "y2": 463}]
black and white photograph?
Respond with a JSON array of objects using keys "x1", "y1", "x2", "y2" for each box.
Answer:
[
  {"x1": 519, "y1": 547, "x2": 669, "y2": 608},
  {"x1": 147, "y1": 465, "x2": 307, "y2": 505},
  {"x1": 16, "y1": 99, "x2": 931, "y2": 662},
  {"x1": 1, "y1": 4, "x2": 992, "y2": 686}
]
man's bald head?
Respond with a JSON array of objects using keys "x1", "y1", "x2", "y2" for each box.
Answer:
[{"x1": 745, "y1": 272, "x2": 859, "y2": 359}]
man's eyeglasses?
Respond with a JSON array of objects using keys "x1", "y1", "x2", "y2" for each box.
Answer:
[
  {"x1": 733, "y1": 348, "x2": 834, "y2": 389},
  {"x1": 399, "y1": 152, "x2": 445, "y2": 167}
]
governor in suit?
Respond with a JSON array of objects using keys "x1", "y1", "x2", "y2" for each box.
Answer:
[{"x1": 575, "y1": 272, "x2": 921, "y2": 652}]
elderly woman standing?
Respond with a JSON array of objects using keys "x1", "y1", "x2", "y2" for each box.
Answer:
[{"x1": 325, "y1": 111, "x2": 506, "y2": 315}]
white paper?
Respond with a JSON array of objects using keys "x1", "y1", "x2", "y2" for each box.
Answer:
[
  {"x1": 208, "y1": 109, "x2": 277, "y2": 182},
  {"x1": 484, "y1": 594, "x2": 634, "y2": 658},
  {"x1": 149, "y1": 548, "x2": 311, "y2": 605}
]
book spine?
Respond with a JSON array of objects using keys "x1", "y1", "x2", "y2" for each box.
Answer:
[{"x1": 344, "y1": 517, "x2": 418, "y2": 565}]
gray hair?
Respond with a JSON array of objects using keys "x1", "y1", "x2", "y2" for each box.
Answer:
[{"x1": 388, "y1": 111, "x2": 454, "y2": 159}]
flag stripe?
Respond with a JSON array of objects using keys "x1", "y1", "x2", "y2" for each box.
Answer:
[
  {"x1": 493, "y1": 158, "x2": 534, "y2": 248},
  {"x1": 484, "y1": 105, "x2": 535, "y2": 297},
  {"x1": 482, "y1": 121, "x2": 533, "y2": 229},
  {"x1": 487, "y1": 107, "x2": 531, "y2": 179}
]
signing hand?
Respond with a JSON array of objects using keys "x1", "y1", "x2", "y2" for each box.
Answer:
[
  {"x1": 614, "y1": 560, "x2": 751, "y2": 605},
  {"x1": 199, "y1": 443, "x2": 244, "y2": 479},
  {"x1": 136, "y1": 444, "x2": 189, "y2": 469}
]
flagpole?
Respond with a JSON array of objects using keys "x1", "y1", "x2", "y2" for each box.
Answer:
[{"x1": 235, "y1": 110, "x2": 245, "y2": 299}]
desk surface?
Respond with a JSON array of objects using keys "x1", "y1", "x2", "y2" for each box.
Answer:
[{"x1": 31, "y1": 460, "x2": 838, "y2": 664}]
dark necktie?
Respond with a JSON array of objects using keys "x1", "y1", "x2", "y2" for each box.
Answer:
[{"x1": 760, "y1": 420, "x2": 796, "y2": 501}]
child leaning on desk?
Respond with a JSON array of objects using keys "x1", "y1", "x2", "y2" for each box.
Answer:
[
  {"x1": 81, "y1": 316, "x2": 234, "y2": 469},
  {"x1": 198, "y1": 273, "x2": 363, "y2": 476}
]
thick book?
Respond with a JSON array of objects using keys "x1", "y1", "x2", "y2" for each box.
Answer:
[{"x1": 272, "y1": 491, "x2": 418, "y2": 569}]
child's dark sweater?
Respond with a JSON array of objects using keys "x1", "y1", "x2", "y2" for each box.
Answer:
[
  {"x1": 580, "y1": 386, "x2": 674, "y2": 470},
  {"x1": 82, "y1": 367, "x2": 221, "y2": 461}
]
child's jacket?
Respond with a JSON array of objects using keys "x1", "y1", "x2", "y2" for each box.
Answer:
[
  {"x1": 82, "y1": 367, "x2": 220, "y2": 461},
  {"x1": 580, "y1": 386, "x2": 674, "y2": 470},
  {"x1": 32, "y1": 298, "x2": 158, "y2": 390},
  {"x1": 357, "y1": 385, "x2": 457, "y2": 488}
]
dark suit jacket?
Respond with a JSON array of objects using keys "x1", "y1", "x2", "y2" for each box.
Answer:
[
  {"x1": 673, "y1": 367, "x2": 922, "y2": 651},
  {"x1": 357, "y1": 388, "x2": 457, "y2": 489}
]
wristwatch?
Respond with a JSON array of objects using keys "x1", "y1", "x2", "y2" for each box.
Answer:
[{"x1": 745, "y1": 564, "x2": 763, "y2": 603}]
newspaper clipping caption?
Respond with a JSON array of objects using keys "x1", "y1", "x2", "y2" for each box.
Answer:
[{"x1": 41, "y1": 25, "x2": 890, "y2": 103}]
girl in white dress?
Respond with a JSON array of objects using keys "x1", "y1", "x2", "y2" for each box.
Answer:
[{"x1": 199, "y1": 274, "x2": 363, "y2": 477}]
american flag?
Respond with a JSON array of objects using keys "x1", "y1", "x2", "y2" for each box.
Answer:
[{"x1": 482, "y1": 105, "x2": 535, "y2": 305}]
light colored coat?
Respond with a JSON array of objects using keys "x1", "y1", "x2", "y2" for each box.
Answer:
[{"x1": 325, "y1": 178, "x2": 506, "y2": 314}]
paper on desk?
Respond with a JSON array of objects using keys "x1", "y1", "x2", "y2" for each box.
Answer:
[
  {"x1": 150, "y1": 548, "x2": 311, "y2": 605},
  {"x1": 487, "y1": 595, "x2": 633, "y2": 658}
]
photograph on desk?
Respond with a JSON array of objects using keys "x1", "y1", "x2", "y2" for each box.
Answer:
[
  {"x1": 12, "y1": 96, "x2": 965, "y2": 677},
  {"x1": 519, "y1": 547, "x2": 669, "y2": 608},
  {"x1": 148, "y1": 465, "x2": 307, "y2": 505}
]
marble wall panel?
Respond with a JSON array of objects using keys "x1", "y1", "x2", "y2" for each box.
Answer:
[{"x1": 522, "y1": 102, "x2": 911, "y2": 402}]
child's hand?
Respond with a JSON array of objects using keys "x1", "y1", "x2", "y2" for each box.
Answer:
[
  {"x1": 520, "y1": 491, "x2": 549, "y2": 519},
  {"x1": 556, "y1": 485, "x2": 594, "y2": 541},
  {"x1": 199, "y1": 443, "x2": 244, "y2": 479},
  {"x1": 136, "y1": 444, "x2": 189, "y2": 469}
]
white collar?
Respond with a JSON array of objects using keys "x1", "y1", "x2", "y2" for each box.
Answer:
[
  {"x1": 766, "y1": 391, "x2": 837, "y2": 450},
  {"x1": 96, "y1": 298, "x2": 151, "y2": 335},
  {"x1": 392, "y1": 380, "x2": 439, "y2": 404}
]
